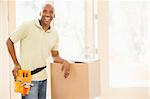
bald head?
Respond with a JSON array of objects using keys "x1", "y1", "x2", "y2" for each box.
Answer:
[
  {"x1": 41, "y1": 3, "x2": 54, "y2": 12},
  {"x1": 39, "y1": 3, "x2": 55, "y2": 26}
]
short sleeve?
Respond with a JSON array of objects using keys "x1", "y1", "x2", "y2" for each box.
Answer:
[
  {"x1": 52, "y1": 32, "x2": 59, "y2": 51},
  {"x1": 9, "y1": 22, "x2": 28, "y2": 43}
]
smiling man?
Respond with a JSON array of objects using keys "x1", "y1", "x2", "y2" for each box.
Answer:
[{"x1": 6, "y1": 3, "x2": 70, "y2": 99}]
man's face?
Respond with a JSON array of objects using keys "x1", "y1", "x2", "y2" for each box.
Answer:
[{"x1": 40, "y1": 4, "x2": 55, "y2": 26}]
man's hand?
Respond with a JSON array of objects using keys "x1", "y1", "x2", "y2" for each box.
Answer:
[
  {"x1": 51, "y1": 50, "x2": 71, "y2": 78},
  {"x1": 12, "y1": 65, "x2": 21, "y2": 79},
  {"x1": 61, "y1": 60, "x2": 70, "y2": 78}
]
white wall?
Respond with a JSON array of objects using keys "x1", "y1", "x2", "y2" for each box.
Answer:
[
  {"x1": 0, "y1": 1, "x2": 20, "y2": 99},
  {"x1": 0, "y1": 1, "x2": 11, "y2": 99}
]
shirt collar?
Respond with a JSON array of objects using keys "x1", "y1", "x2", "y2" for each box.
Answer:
[{"x1": 34, "y1": 19, "x2": 53, "y2": 33}]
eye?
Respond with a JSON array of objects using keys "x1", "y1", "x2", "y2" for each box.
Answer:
[
  {"x1": 50, "y1": 11, "x2": 53, "y2": 14},
  {"x1": 43, "y1": 10, "x2": 47, "y2": 13}
]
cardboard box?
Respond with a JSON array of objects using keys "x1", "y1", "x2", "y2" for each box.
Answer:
[{"x1": 51, "y1": 62, "x2": 100, "y2": 99}]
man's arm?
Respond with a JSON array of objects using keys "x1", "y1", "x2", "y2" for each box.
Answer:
[
  {"x1": 6, "y1": 38, "x2": 21, "y2": 77},
  {"x1": 51, "y1": 50, "x2": 70, "y2": 78}
]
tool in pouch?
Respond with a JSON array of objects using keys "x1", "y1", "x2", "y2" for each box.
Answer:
[{"x1": 14, "y1": 66, "x2": 46, "y2": 96}]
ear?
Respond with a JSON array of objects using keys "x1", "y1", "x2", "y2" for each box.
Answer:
[
  {"x1": 40, "y1": 12, "x2": 42, "y2": 16},
  {"x1": 38, "y1": 12, "x2": 42, "y2": 19},
  {"x1": 53, "y1": 13, "x2": 55, "y2": 18},
  {"x1": 54, "y1": 13, "x2": 55, "y2": 18}
]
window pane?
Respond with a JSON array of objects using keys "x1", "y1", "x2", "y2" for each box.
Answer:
[
  {"x1": 109, "y1": 1, "x2": 149, "y2": 88},
  {"x1": 16, "y1": 0, "x2": 46, "y2": 27},
  {"x1": 53, "y1": 1, "x2": 85, "y2": 61}
]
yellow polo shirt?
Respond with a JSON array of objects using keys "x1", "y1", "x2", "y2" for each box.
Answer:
[{"x1": 9, "y1": 20, "x2": 59, "y2": 81}]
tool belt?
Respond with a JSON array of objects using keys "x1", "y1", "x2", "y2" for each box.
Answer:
[
  {"x1": 14, "y1": 66, "x2": 46, "y2": 96},
  {"x1": 31, "y1": 66, "x2": 46, "y2": 75}
]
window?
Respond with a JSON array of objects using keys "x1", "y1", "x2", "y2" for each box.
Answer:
[
  {"x1": 53, "y1": 1, "x2": 85, "y2": 61},
  {"x1": 109, "y1": 1, "x2": 149, "y2": 88}
]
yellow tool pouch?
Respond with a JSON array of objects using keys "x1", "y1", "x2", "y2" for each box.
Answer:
[
  {"x1": 14, "y1": 66, "x2": 46, "y2": 96},
  {"x1": 14, "y1": 70, "x2": 32, "y2": 96}
]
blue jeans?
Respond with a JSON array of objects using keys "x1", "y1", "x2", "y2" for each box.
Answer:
[{"x1": 22, "y1": 79, "x2": 47, "y2": 99}]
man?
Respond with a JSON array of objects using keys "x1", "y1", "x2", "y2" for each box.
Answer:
[{"x1": 6, "y1": 3, "x2": 70, "y2": 99}]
